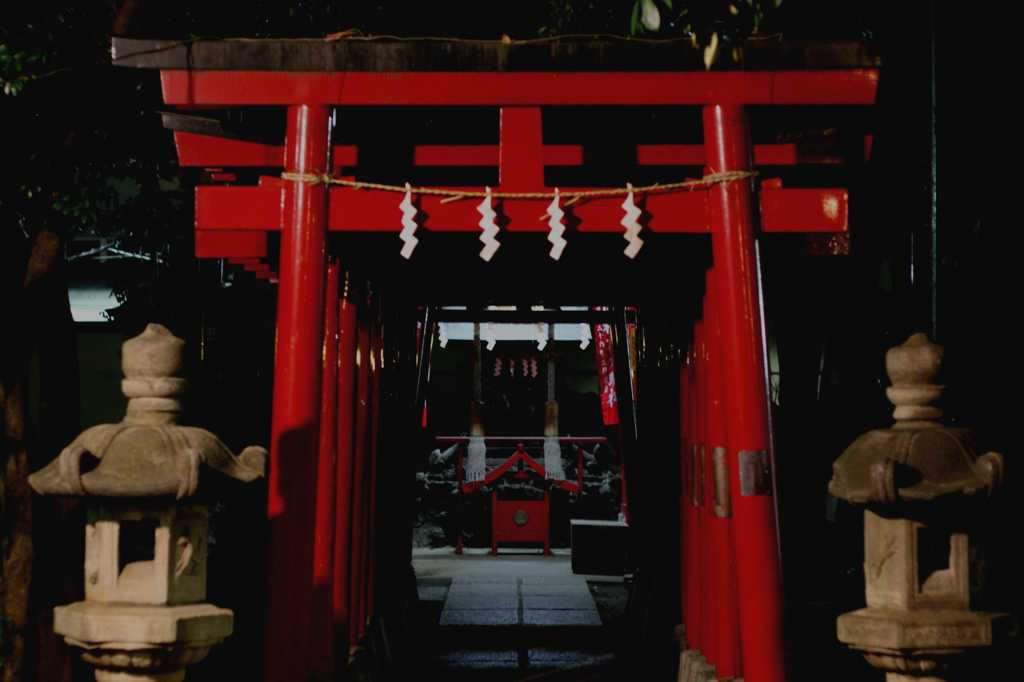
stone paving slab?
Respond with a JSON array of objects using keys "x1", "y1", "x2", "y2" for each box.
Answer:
[
  {"x1": 520, "y1": 576, "x2": 586, "y2": 585},
  {"x1": 439, "y1": 659, "x2": 519, "y2": 668},
  {"x1": 522, "y1": 594, "x2": 597, "y2": 611},
  {"x1": 418, "y1": 586, "x2": 448, "y2": 602},
  {"x1": 450, "y1": 576, "x2": 519, "y2": 584},
  {"x1": 523, "y1": 609, "x2": 603, "y2": 627},
  {"x1": 446, "y1": 584, "x2": 519, "y2": 598},
  {"x1": 445, "y1": 594, "x2": 520, "y2": 610},
  {"x1": 433, "y1": 650, "x2": 519, "y2": 664},
  {"x1": 520, "y1": 583, "x2": 592, "y2": 597},
  {"x1": 528, "y1": 649, "x2": 617, "y2": 666},
  {"x1": 439, "y1": 609, "x2": 519, "y2": 626}
]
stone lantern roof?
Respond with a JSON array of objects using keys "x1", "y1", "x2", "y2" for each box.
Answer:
[
  {"x1": 828, "y1": 333, "x2": 1002, "y2": 509},
  {"x1": 29, "y1": 324, "x2": 266, "y2": 500}
]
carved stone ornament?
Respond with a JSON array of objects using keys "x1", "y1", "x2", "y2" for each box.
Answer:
[
  {"x1": 828, "y1": 333, "x2": 1003, "y2": 509},
  {"x1": 28, "y1": 323, "x2": 266, "y2": 500},
  {"x1": 830, "y1": 333, "x2": 1009, "y2": 681},
  {"x1": 29, "y1": 324, "x2": 266, "y2": 682}
]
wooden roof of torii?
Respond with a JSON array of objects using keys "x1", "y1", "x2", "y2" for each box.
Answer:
[{"x1": 113, "y1": 37, "x2": 879, "y2": 106}]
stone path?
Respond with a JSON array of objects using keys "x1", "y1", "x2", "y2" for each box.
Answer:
[
  {"x1": 438, "y1": 575, "x2": 603, "y2": 627},
  {"x1": 414, "y1": 549, "x2": 622, "y2": 678}
]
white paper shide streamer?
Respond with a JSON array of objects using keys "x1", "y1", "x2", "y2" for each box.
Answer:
[
  {"x1": 483, "y1": 322, "x2": 496, "y2": 351},
  {"x1": 621, "y1": 183, "x2": 644, "y2": 259},
  {"x1": 579, "y1": 323, "x2": 591, "y2": 350},
  {"x1": 536, "y1": 323, "x2": 548, "y2": 351},
  {"x1": 477, "y1": 187, "x2": 501, "y2": 262},
  {"x1": 398, "y1": 182, "x2": 419, "y2": 259},
  {"x1": 437, "y1": 321, "x2": 449, "y2": 348},
  {"x1": 546, "y1": 188, "x2": 567, "y2": 260}
]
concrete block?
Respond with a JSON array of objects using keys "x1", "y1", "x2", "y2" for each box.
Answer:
[
  {"x1": 417, "y1": 586, "x2": 447, "y2": 602},
  {"x1": 570, "y1": 519, "x2": 628, "y2": 576}
]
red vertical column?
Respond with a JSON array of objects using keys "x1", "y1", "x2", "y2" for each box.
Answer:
[
  {"x1": 678, "y1": 358, "x2": 689, "y2": 632},
  {"x1": 333, "y1": 288, "x2": 358, "y2": 640},
  {"x1": 680, "y1": 342, "x2": 700, "y2": 646},
  {"x1": 692, "y1": 319, "x2": 709, "y2": 655},
  {"x1": 265, "y1": 103, "x2": 331, "y2": 682},
  {"x1": 348, "y1": 310, "x2": 373, "y2": 646},
  {"x1": 705, "y1": 269, "x2": 742, "y2": 678},
  {"x1": 311, "y1": 260, "x2": 340, "y2": 678},
  {"x1": 703, "y1": 104, "x2": 786, "y2": 682},
  {"x1": 365, "y1": 309, "x2": 383, "y2": 619}
]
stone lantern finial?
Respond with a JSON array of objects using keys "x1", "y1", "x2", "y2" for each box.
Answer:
[
  {"x1": 885, "y1": 332, "x2": 945, "y2": 425},
  {"x1": 29, "y1": 323, "x2": 265, "y2": 500},
  {"x1": 28, "y1": 324, "x2": 267, "y2": 682}
]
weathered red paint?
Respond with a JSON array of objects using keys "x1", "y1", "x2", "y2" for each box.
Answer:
[
  {"x1": 678, "y1": 358, "x2": 691, "y2": 638},
  {"x1": 193, "y1": 182, "x2": 847, "y2": 238},
  {"x1": 492, "y1": 490, "x2": 551, "y2": 555},
  {"x1": 365, "y1": 313, "x2": 384, "y2": 620},
  {"x1": 311, "y1": 260, "x2": 340, "y2": 679},
  {"x1": 348, "y1": 317, "x2": 373, "y2": 646},
  {"x1": 693, "y1": 319, "x2": 708, "y2": 655},
  {"x1": 332, "y1": 294, "x2": 358, "y2": 626},
  {"x1": 638, "y1": 143, "x2": 800, "y2": 166},
  {"x1": 705, "y1": 269, "x2": 742, "y2": 678},
  {"x1": 264, "y1": 103, "x2": 331, "y2": 682},
  {"x1": 414, "y1": 144, "x2": 583, "y2": 166},
  {"x1": 161, "y1": 69, "x2": 878, "y2": 107},
  {"x1": 195, "y1": 229, "x2": 266, "y2": 258},
  {"x1": 682, "y1": 342, "x2": 701, "y2": 650},
  {"x1": 173, "y1": 130, "x2": 358, "y2": 167},
  {"x1": 703, "y1": 104, "x2": 787, "y2": 682},
  {"x1": 760, "y1": 186, "x2": 848, "y2": 232}
]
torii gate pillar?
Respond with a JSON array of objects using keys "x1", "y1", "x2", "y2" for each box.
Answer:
[
  {"x1": 265, "y1": 103, "x2": 332, "y2": 682},
  {"x1": 704, "y1": 104, "x2": 787, "y2": 680}
]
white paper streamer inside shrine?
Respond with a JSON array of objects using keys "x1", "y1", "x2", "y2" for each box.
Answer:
[{"x1": 439, "y1": 322, "x2": 592, "y2": 343}]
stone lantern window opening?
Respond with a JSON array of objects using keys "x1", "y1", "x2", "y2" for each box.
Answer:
[
  {"x1": 85, "y1": 504, "x2": 209, "y2": 607},
  {"x1": 118, "y1": 517, "x2": 158, "y2": 579}
]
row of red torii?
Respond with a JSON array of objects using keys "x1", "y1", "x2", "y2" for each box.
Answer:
[{"x1": 114, "y1": 37, "x2": 878, "y2": 682}]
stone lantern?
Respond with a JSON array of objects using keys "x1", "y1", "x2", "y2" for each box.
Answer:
[
  {"x1": 29, "y1": 324, "x2": 266, "y2": 682},
  {"x1": 828, "y1": 333, "x2": 1008, "y2": 681}
]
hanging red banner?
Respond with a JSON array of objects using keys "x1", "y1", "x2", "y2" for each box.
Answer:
[{"x1": 593, "y1": 321, "x2": 619, "y2": 426}]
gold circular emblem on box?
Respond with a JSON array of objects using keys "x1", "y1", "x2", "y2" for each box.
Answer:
[{"x1": 513, "y1": 510, "x2": 529, "y2": 526}]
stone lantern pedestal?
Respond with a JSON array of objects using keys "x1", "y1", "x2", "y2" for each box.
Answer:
[
  {"x1": 829, "y1": 333, "x2": 1009, "y2": 681},
  {"x1": 29, "y1": 324, "x2": 266, "y2": 682}
]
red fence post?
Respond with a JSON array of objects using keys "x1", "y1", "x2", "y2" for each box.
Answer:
[
  {"x1": 679, "y1": 343, "x2": 697, "y2": 645},
  {"x1": 703, "y1": 104, "x2": 787, "y2": 682},
  {"x1": 705, "y1": 269, "x2": 742, "y2": 678},
  {"x1": 693, "y1": 319, "x2": 709, "y2": 655},
  {"x1": 365, "y1": 307, "x2": 383, "y2": 619},
  {"x1": 348, "y1": 311, "x2": 373, "y2": 646},
  {"x1": 311, "y1": 259, "x2": 340, "y2": 678},
  {"x1": 264, "y1": 103, "x2": 331, "y2": 682},
  {"x1": 333, "y1": 288, "x2": 358, "y2": 640}
]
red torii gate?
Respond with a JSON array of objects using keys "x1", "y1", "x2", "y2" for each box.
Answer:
[{"x1": 114, "y1": 38, "x2": 877, "y2": 682}]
